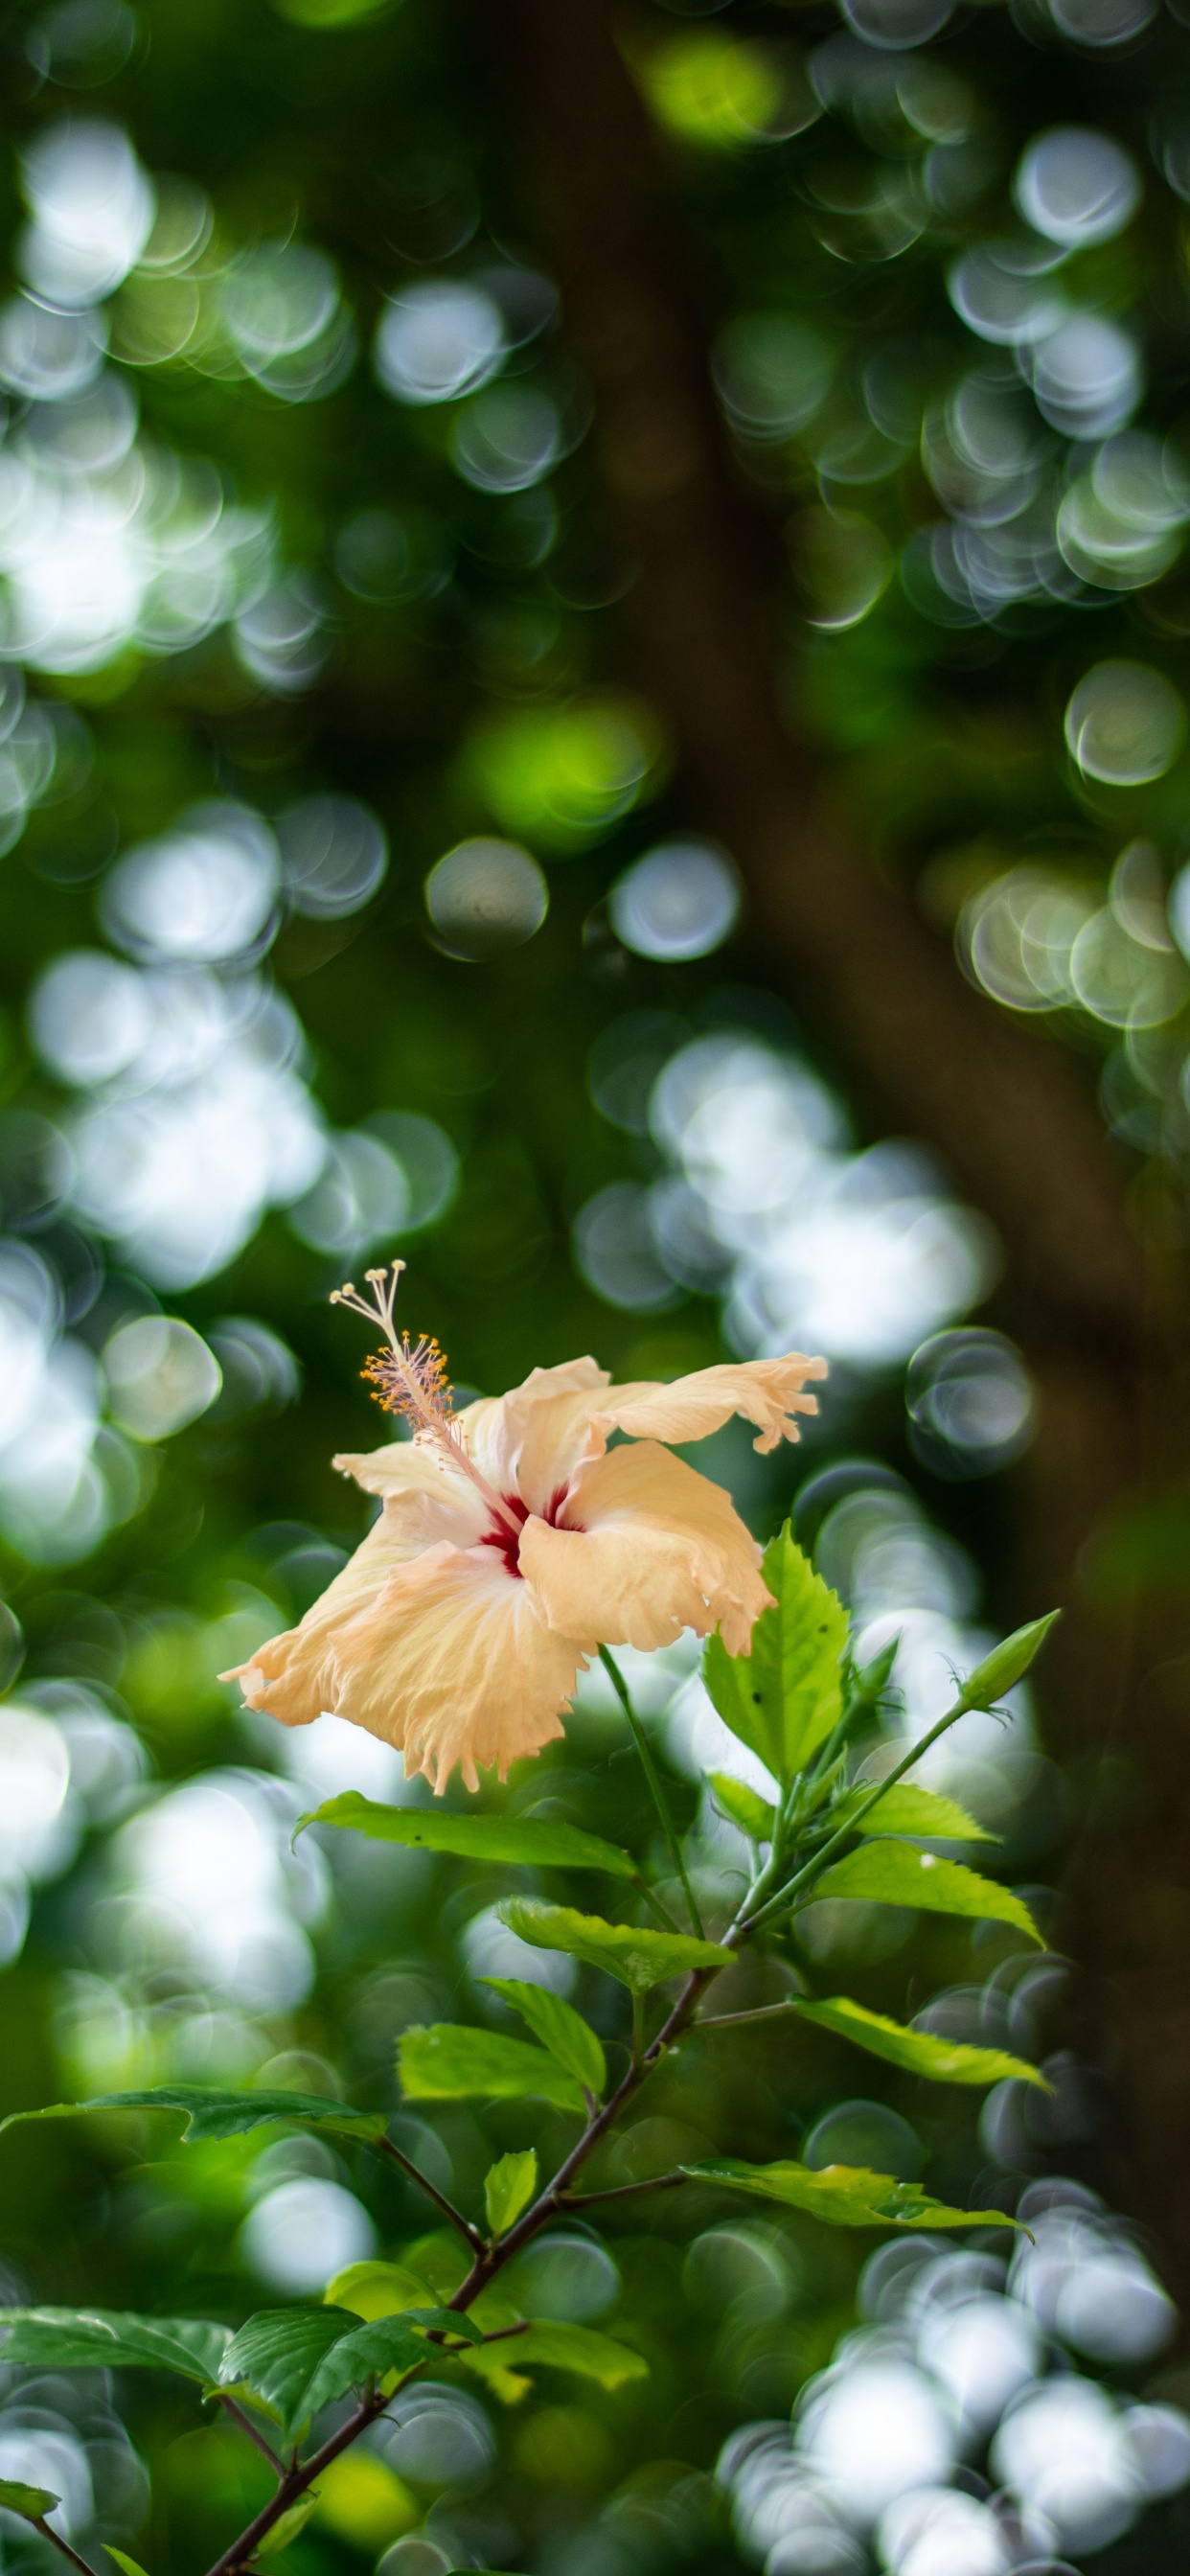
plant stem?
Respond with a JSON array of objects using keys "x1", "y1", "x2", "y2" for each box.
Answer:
[
  {"x1": 561, "y1": 2172, "x2": 688, "y2": 2208},
  {"x1": 215, "y1": 2394, "x2": 286, "y2": 2472},
  {"x1": 34, "y1": 2521, "x2": 103, "y2": 2576},
  {"x1": 373, "y1": 2132, "x2": 486, "y2": 2251},
  {"x1": 599, "y1": 1645, "x2": 705, "y2": 1937},
  {"x1": 205, "y1": 2389, "x2": 392, "y2": 2576},
  {"x1": 741, "y1": 1685, "x2": 977, "y2": 1936},
  {"x1": 695, "y1": 1999, "x2": 801, "y2": 2031}
]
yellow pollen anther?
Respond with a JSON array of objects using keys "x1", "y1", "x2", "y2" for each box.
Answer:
[{"x1": 330, "y1": 1260, "x2": 521, "y2": 1540}]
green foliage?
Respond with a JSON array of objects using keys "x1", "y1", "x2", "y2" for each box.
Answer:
[
  {"x1": 684, "y1": 2159, "x2": 1021, "y2": 2232},
  {"x1": 218, "y1": 2310, "x2": 360, "y2": 2439},
  {"x1": 296, "y1": 1794, "x2": 634, "y2": 1876},
  {"x1": 479, "y1": 1978, "x2": 606, "y2": 2096},
  {"x1": 807, "y1": 1843, "x2": 1042, "y2": 1943},
  {"x1": 0, "y1": 2087, "x2": 387, "y2": 2146},
  {"x1": 256, "y1": 2496, "x2": 322, "y2": 2557},
  {"x1": 791, "y1": 1996, "x2": 1049, "y2": 2089},
  {"x1": 324, "y1": 2264, "x2": 429, "y2": 2320},
  {"x1": 397, "y1": 2025, "x2": 587, "y2": 2111},
  {"x1": 487, "y1": 2323, "x2": 647, "y2": 2389},
  {"x1": 835, "y1": 1783, "x2": 995, "y2": 1842},
  {"x1": 707, "y1": 1775, "x2": 776, "y2": 1839},
  {"x1": 498, "y1": 1899, "x2": 733, "y2": 1993},
  {"x1": 0, "y1": 2312, "x2": 231, "y2": 2380},
  {"x1": 107, "y1": 2552, "x2": 152, "y2": 2576},
  {"x1": 484, "y1": 2151, "x2": 538, "y2": 2237},
  {"x1": 0, "y1": 2480, "x2": 59, "y2": 2524},
  {"x1": 703, "y1": 1528, "x2": 848, "y2": 1785}
]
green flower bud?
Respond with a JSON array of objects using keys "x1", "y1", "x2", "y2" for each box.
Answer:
[{"x1": 957, "y1": 1611, "x2": 1060, "y2": 1714}]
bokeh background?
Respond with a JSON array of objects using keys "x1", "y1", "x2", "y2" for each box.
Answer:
[{"x1": 3, "y1": 0, "x2": 1190, "y2": 2566}]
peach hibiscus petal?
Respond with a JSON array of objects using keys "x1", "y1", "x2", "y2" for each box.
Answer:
[
  {"x1": 327, "y1": 1541, "x2": 590, "y2": 1791},
  {"x1": 221, "y1": 1501, "x2": 439, "y2": 1731},
  {"x1": 457, "y1": 1357, "x2": 610, "y2": 1508},
  {"x1": 332, "y1": 1438, "x2": 482, "y2": 1520},
  {"x1": 584, "y1": 1353, "x2": 827, "y2": 1458},
  {"x1": 519, "y1": 1438, "x2": 772, "y2": 1658}
]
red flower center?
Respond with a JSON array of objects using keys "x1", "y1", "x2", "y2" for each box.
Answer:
[{"x1": 480, "y1": 1484, "x2": 572, "y2": 1578}]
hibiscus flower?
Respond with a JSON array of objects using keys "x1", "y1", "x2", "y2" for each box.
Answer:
[{"x1": 226, "y1": 1265, "x2": 826, "y2": 1791}]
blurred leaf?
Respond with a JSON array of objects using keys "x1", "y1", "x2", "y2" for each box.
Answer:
[
  {"x1": 217, "y1": 2310, "x2": 360, "y2": 2439},
  {"x1": 834, "y1": 1783, "x2": 995, "y2": 1842},
  {"x1": 956, "y1": 1614, "x2": 1060, "y2": 1713},
  {"x1": 479, "y1": 1977, "x2": 606, "y2": 2096},
  {"x1": 703, "y1": 1527, "x2": 848, "y2": 1786},
  {"x1": 484, "y1": 2151, "x2": 538, "y2": 2237},
  {"x1": 792, "y1": 1995, "x2": 1049, "y2": 2088},
  {"x1": 301, "y1": 2312, "x2": 479, "y2": 2420},
  {"x1": 107, "y1": 2551, "x2": 151, "y2": 2576},
  {"x1": 324, "y1": 2264, "x2": 429, "y2": 2321},
  {"x1": 707, "y1": 1775, "x2": 776, "y2": 1839},
  {"x1": 0, "y1": 2311, "x2": 231, "y2": 2380},
  {"x1": 808, "y1": 1844, "x2": 1041, "y2": 1942},
  {"x1": 255, "y1": 2496, "x2": 321, "y2": 2558},
  {"x1": 0, "y1": 2481, "x2": 58, "y2": 2523},
  {"x1": 458, "y1": 2343, "x2": 534, "y2": 2404},
  {"x1": 0, "y1": 2087, "x2": 386, "y2": 2146},
  {"x1": 683, "y1": 2158, "x2": 1021, "y2": 2230},
  {"x1": 497, "y1": 2322, "x2": 647, "y2": 2387},
  {"x1": 398, "y1": 2025, "x2": 586, "y2": 2111},
  {"x1": 498, "y1": 1899, "x2": 732, "y2": 1995},
  {"x1": 296, "y1": 1794, "x2": 634, "y2": 1876}
]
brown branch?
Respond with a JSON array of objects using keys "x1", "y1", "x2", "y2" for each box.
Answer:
[
  {"x1": 204, "y1": 2391, "x2": 390, "y2": 2576},
  {"x1": 560, "y1": 2172, "x2": 689, "y2": 2208},
  {"x1": 33, "y1": 2521, "x2": 103, "y2": 2576},
  {"x1": 213, "y1": 2394, "x2": 286, "y2": 2473},
  {"x1": 372, "y1": 2132, "x2": 486, "y2": 2252}
]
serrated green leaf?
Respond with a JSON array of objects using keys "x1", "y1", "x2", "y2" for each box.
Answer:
[
  {"x1": 497, "y1": 2321, "x2": 647, "y2": 2388},
  {"x1": 256, "y1": 2495, "x2": 321, "y2": 2557},
  {"x1": 478, "y1": 1978, "x2": 606, "y2": 2097},
  {"x1": 218, "y1": 2310, "x2": 357, "y2": 2440},
  {"x1": 0, "y1": 2087, "x2": 386, "y2": 2147},
  {"x1": 484, "y1": 2151, "x2": 538, "y2": 2238},
  {"x1": 703, "y1": 1526, "x2": 848, "y2": 1787},
  {"x1": 807, "y1": 1843, "x2": 1041, "y2": 1943},
  {"x1": 301, "y1": 2312, "x2": 475, "y2": 2419},
  {"x1": 498, "y1": 1899, "x2": 732, "y2": 1996},
  {"x1": 834, "y1": 1783, "x2": 995, "y2": 1842},
  {"x1": 682, "y1": 2157, "x2": 1021, "y2": 2232},
  {"x1": 0, "y1": 2480, "x2": 58, "y2": 2523},
  {"x1": 956, "y1": 1613, "x2": 1060, "y2": 1713},
  {"x1": 324, "y1": 2262, "x2": 429, "y2": 2321},
  {"x1": 106, "y1": 2551, "x2": 151, "y2": 2576},
  {"x1": 792, "y1": 1995, "x2": 1050, "y2": 2089},
  {"x1": 0, "y1": 2310, "x2": 231, "y2": 2381},
  {"x1": 707, "y1": 1775, "x2": 776, "y2": 1839},
  {"x1": 294, "y1": 1793, "x2": 633, "y2": 1877},
  {"x1": 398, "y1": 2025, "x2": 585, "y2": 2112}
]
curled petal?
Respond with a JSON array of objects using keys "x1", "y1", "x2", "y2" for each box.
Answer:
[
  {"x1": 333, "y1": 1438, "x2": 486, "y2": 1530},
  {"x1": 458, "y1": 1358, "x2": 610, "y2": 1511},
  {"x1": 520, "y1": 1439, "x2": 772, "y2": 1657},
  {"x1": 584, "y1": 1354, "x2": 827, "y2": 1458},
  {"x1": 223, "y1": 1501, "x2": 442, "y2": 1727}
]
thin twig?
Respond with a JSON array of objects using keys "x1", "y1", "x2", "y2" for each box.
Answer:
[
  {"x1": 33, "y1": 2521, "x2": 103, "y2": 2576},
  {"x1": 204, "y1": 2388, "x2": 393, "y2": 2576},
  {"x1": 372, "y1": 2132, "x2": 486, "y2": 2251},
  {"x1": 214, "y1": 2393, "x2": 286, "y2": 2472},
  {"x1": 560, "y1": 2172, "x2": 688, "y2": 2208},
  {"x1": 695, "y1": 2000, "x2": 802, "y2": 2031},
  {"x1": 599, "y1": 1645, "x2": 705, "y2": 1937}
]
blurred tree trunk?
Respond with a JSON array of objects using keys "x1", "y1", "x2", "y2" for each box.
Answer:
[{"x1": 479, "y1": 0, "x2": 1190, "y2": 2293}]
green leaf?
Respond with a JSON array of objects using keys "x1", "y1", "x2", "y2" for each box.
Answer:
[
  {"x1": 294, "y1": 1793, "x2": 634, "y2": 1877},
  {"x1": 301, "y1": 2312, "x2": 483, "y2": 2419},
  {"x1": 806, "y1": 1842, "x2": 1042, "y2": 1943},
  {"x1": 107, "y1": 2551, "x2": 152, "y2": 2576},
  {"x1": 792, "y1": 1995, "x2": 1049, "y2": 2088},
  {"x1": 956, "y1": 1613, "x2": 1060, "y2": 1713},
  {"x1": 707, "y1": 1775, "x2": 776, "y2": 1839},
  {"x1": 256, "y1": 2495, "x2": 322, "y2": 2557},
  {"x1": 834, "y1": 1783, "x2": 995, "y2": 1842},
  {"x1": 683, "y1": 2158, "x2": 1021, "y2": 2231},
  {"x1": 0, "y1": 2086, "x2": 386, "y2": 2147},
  {"x1": 478, "y1": 1978, "x2": 606, "y2": 2097},
  {"x1": 498, "y1": 1899, "x2": 732, "y2": 1996},
  {"x1": 484, "y1": 2151, "x2": 538, "y2": 2237},
  {"x1": 0, "y1": 2480, "x2": 58, "y2": 2523},
  {"x1": 0, "y1": 2310, "x2": 231, "y2": 2381},
  {"x1": 498, "y1": 2322, "x2": 648, "y2": 2388},
  {"x1": 398, "y1": 2025, "x2": 586, "y2": 2112},
  {"x1": 218, "y1": 2309, "x2": 359, "y2": 2440},
  {"x1": 703, "y1": 1526, "x2": 848, "y2": 1786},
  {"x1": 324, "y1": 2262, "x2": 429, "y2": 2320}
]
